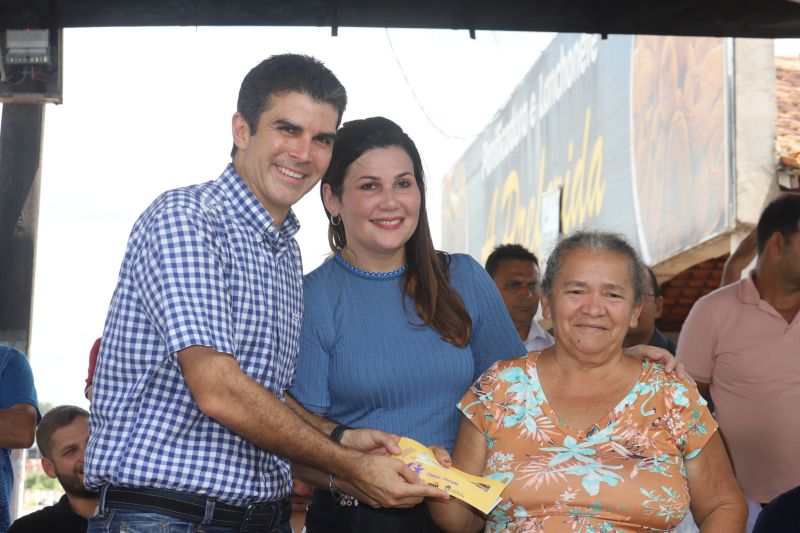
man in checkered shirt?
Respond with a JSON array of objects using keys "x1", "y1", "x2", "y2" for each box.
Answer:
[{"x1": 84, "y1": 54, "x2": 444, "y2": 533}]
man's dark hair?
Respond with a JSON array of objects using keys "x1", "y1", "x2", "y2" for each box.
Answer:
[
  {"x1": 485, "y1": 244, "x2": 539, "y2": 277},
  {"x1": 36, "y1": 405, "x2": 89, "y2": 460},
  {"x1": 756, "y1": 194, "x2": 800, "y2": 254},
  {"x1": 644, "y1": 266, "x2": 661, "y2": 298},
  {"x1": 231, "y1": 53, "x2": 347, "y2": 157}
]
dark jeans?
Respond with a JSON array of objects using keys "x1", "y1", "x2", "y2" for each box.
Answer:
[
  {"x1": 87, "y1": 509, "x2": 293, "y2": 533},
  {"x1": 88, "y1": 486, "x2": 292, "y2": 533},
  {"x1": 304, "y1": 489, "x2": 443, "y2": 533}
]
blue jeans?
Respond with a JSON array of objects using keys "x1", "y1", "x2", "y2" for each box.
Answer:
[{"x1": 87, "y1": 509, "x2": 293, "y2": 533}]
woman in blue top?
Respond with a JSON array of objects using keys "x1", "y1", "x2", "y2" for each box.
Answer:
[
  {"x1": 288, "y1": 117, "x2": 674, "y2": 533},
  {"x1": 288, "y1": 116, "x2": 523, "y2": 532}
]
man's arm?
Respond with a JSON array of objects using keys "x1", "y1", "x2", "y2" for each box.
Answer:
[
  {"x1": 721, "y1": 229, "x2": 757, "y2": 287},
  {"x1": 178, "y1": 346, "x2": 446, "y2": 507},
  {"x1": 0, "y1": 404, "x2": 37, "y2": 449},
  {"x1": 676, "y1": 298, "x2": 717, "y2": 388},
  {"x1": 285, "y1": 395, "x2": 337, "y2": 436},
  {"x1": 0, "y1": 348, "x2": 39, "y2": 449},
  {"x1": 285, "y1": 395, "x2": 400, "y2": 455}
]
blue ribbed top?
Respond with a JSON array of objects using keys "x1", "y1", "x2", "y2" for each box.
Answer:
[{"x1": 289, "y1": 253, "x2": 526, "y2": 450}]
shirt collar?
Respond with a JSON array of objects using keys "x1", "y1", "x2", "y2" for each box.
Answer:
[
  {"x1": 55, "y1": 494, "x2": 78, "y2": 517},
  {"x1": 741, "y1": 270, "x2": 764, "y2": 305},
  {"x1": 741, "y1": 269, "x2": 794, "y2": 322},
  {"x1": 217, "y1": 164, "x2": 300, "y2": 245},
  {"x1": 526, "y1": 318, "x2": 553, "y2": 343}
]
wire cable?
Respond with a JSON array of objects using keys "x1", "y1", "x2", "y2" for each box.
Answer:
[{"x1": 384, "y1": 29, "x2": 482, "y2": 140}]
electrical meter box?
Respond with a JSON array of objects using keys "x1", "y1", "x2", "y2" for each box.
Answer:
[{"x1": 0, "y1": 29, "x2": 63, "y2": 104}]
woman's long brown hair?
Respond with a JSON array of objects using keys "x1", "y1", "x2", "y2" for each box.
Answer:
[{"x1": 322, "y1": 117, "x2": 472, "y2": 347}]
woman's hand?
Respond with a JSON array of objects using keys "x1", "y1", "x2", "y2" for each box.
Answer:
[
  {"x1": 429, "y1": 445, "x2": 453, "y2": 468},
  {"x1": 623, "y1": 344, "x2": 690, "y2": 380},
  {"x1": 426, "y1": 422, "x2": 487, "y2": 533},
  {"x1": 290, "y1": 477, "x2": 313, "y2": 513}
]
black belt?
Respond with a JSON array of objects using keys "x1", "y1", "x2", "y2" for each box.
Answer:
[{"x1": 104, "y1": 486, "x2": 290, "y2": 531}]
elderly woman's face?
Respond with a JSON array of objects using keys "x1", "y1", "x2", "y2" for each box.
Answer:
[{"x1": 542, "y1": 249, "x2": 642, "y2": 357}]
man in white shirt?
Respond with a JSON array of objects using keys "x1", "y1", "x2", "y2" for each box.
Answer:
[{"x1": 485, "y1": 244, "x2": 553, "y2": 351}]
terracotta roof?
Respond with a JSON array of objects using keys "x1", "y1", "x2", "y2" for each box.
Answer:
[{"x1": 776, "y1": 56, "x2": 800, "y2": 190}]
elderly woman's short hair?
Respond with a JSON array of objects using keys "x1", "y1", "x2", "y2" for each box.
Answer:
[{"x1": 541, "y1": 231, "x2": 646, "y2": 304}]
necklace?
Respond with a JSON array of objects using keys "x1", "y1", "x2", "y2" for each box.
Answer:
[{"x1": 334, "y1": 251, "x2": 408, "y2": 280}]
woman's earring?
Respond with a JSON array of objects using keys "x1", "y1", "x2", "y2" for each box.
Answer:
[{"x1": 331, "y1": 215, "x2": 342, "y2": 226}]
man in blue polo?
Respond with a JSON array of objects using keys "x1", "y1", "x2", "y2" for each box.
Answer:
[
  {"x1": 85, "y1": 54, "x2": 442, "y2": 533},
  {"x1": 0, "y1": 345, "x2": 39, "y2": 533}
]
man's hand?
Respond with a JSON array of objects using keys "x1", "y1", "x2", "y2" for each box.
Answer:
[
  {"x1": 179, "y1": 347, "x2": 447, "y2": 510},
  {"x1": 340, "y1": 428, "x2": 402, "y2": 456},
  {"x1": 623, "y1": 345, "x2": 690, "y2": 380},
  {"x1": 337, "y1": 455, "x2": 449, "y2": 509}
]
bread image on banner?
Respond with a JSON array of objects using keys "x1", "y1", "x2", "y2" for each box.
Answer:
[{"x1": 631, "y1": 36, "x2": 728, "y2": 263}]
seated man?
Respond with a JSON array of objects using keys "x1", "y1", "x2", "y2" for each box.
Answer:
[{"x1": 9, "y1": 406, "x2": 96, "y2": 533}]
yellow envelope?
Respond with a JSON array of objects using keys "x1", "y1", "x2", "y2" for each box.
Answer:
[{"x1": 395, "y1": 437, "x2": 506, "y2": 514}]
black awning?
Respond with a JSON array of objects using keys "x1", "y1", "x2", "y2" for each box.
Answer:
[{"x1": 3, "y1": 0, "x2": 800, "y2": 38}]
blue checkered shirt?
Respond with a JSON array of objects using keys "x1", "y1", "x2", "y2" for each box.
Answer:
[{"x1": 85, "y1": 164, "x2": 303, "y2": 505}]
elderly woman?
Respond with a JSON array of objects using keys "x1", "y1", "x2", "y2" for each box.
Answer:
[{"x1": 428, "y1": 231, "x2": 746, "y2": 532}]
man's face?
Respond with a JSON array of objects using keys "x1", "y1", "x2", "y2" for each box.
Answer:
[
  {"x1": 626, "y1": 273, "x2": 662, "y2": 341},
  {"x1": 492, "y1": 259, "x2": 540, "y2": 332},
  {"x1": 232, "y1": 91, "x2": 339, "y2": 226},
  {"x1": 41, "y1": 417, "x2": 96, "y2": 498}
]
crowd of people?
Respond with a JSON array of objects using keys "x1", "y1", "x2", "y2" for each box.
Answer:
[{"x1": 0, "y1": 53, "x2": 798, "y2": 533}]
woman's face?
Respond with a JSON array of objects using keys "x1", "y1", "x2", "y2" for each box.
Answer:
[
  {"x1": 542, "y1": 249, "x2": 642, "y2": 358},
  {"x1": 323, "y1": 145, "x2": 421, "y2": 267}
]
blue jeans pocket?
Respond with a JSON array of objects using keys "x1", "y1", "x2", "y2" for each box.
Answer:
[{"x1": 87, "y1": 509, "x2": 197, "y2": 532}]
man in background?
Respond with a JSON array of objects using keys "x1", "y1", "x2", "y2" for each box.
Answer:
[
  {"x1": 9, "y1": 406, "x2": 95, "y2": 533},
  {"x1": 485, "y1": 244, "x2": 553, "y2": 351},
  {"x1": 0, "y1": 345, "x2": 39, "y2": 533},
  {"x1": 678, "y1": 194, "x2": 800, "y2": 505},
  {"x1": 623, "y1": 266, "x2": 676, "y2": 354}
]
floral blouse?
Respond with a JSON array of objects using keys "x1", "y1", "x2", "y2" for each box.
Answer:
[{"x1": 458, "y1": 353, "x2": 716, "y2": 532}]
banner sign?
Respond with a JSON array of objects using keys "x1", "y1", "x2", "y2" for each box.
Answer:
[{"x1": 441, "y1": 34, "x2": 731, "y2": 265}]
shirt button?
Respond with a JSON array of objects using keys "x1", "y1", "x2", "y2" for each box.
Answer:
[{"x1": 267, "y1": 226, "x2": 275, "y2": 234}]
